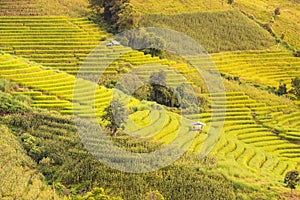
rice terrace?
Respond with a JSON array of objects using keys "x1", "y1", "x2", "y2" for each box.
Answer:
[{"x1": 0, "y1": 0, "x2": 299, "y2": 199}]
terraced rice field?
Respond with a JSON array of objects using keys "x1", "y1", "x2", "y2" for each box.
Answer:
[
  {"x1": 0, "y1": 51, "x2": 186, "y2": 123},
  {"x1": 0, "y1": 51, "x2": 196, "y2": 153},
  {"x1": 0, "y1": 52, "x2": 113, "y2": 117},
  {"x1": 186, "y1": 91, "x2": 299, "y2": 175},
  {"x1": 0, "y1": 0, "x2": 88, "y2": 17},
  {"x1": 0, "y1": 17, "x2": 189, "y2": 87},
  {"x1": 0, "y1": 9, "x2": 298, "y2": 190},
  {"x1": 0, "y1": 16, "x2": 108, "y2": 72},
  {"x1": 1, "y1": 48, "x2": 299, "y2": 179},
  {"x1": 0, "y1": 50, "x2": 192, "y2": 114},
  {"x1": 206, "y1": 50, "x2": 300, "y2": 88},
  {"x1": 0, "y1": 0, "x2": 41, "y2": 16}
]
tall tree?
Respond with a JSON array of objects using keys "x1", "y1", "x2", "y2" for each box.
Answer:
[
  {"x1": 89, "y1": 0, "x2": 105, "y2": 13},
  {"x1": 102, "y1": 99, "x2": 128, "y2": 137},
  {"x1": 103, "y1": 0, "x2": 129, "y2": 24}
]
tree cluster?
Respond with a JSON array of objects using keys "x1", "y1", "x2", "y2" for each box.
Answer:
[
  {"x1": 272, "y1": 77, "x2": 300, "y2": 100},
  {"x1": 275, "y1": 83, "x2": 287, "y2": 96},
  {"x1": 89, "y1": 0, "x2": 140, "y2": 32},
  {"x1": 117, "y1": 70, "x2": 199, "y2": 113},
  {"x1": 116, "y1": 28, "x2": 166, "y2": 57}
]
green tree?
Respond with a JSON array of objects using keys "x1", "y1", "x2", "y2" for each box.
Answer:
[
  {"x1": 132, "y1": 84, "x2": 152, "y2": 100},
  {"x1": 102, "y1": 99, "x2": 128, "y2": 137},
  {"x1": 284, "y1": 170, "x2": 300, "y2": 194},
  {"x1": 142, "y1": 32, "x2": 166, "y2": 57},
  {"x1": 290, "y1": 77, "x2": 300, "y2": 99},
  {"x1": 149, "y1": 70, "x2": 167, "y2": 105},
  {"x1": 0, "y1": 92, "x2": 30, "y2": 115}
]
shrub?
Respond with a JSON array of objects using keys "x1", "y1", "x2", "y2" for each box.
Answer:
[
  {"x1": 145, "y1": 190, "x2": 165, "y2": 200},
  {"x1": 274, "y1": 7, "x2": 281, "y2": 16},
  {"x1": 293, "y1": 50, "x2": 300, "y2": 57},
  {"x1": 290, "y1": 77, "x2": 300, "y2": 99},
  {"x1": 228, "y1": 0, "x2": 234, "y2": 5},
  {"x1": 0, "y1": 92, "x2": 30, "y2": 115},
  {"x1": 284, "y1": 170, "x2": 299, "y2": 194},
  {"x1": 75, "y1": 187, "x2": 122, "y2": 200}
]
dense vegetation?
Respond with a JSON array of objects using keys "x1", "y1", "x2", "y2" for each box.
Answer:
[
  {"x1": 0, "y1": 92, "x2": 58, "y2": 199},
  {"x1": 0, "y1": 125, "x2": 60, "y2": 199},
  {"x1": 139, "y1": 10, "x2": 275, "y2": 53},
  {"x1": 0, "y1": 92, "x2": 239, "y2": 199},
  {"x1": 89, "y1": 0, "x2": 139, "y2": 32}
]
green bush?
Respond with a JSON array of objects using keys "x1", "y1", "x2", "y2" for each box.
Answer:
[
  {"x1": 0, "y1": 79, "x2": 18, "y2": 92},
  {"x1": 0, "y1": 91, "x2": 30, "y2": 114}
]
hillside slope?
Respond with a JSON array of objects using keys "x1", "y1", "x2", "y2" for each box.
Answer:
[
  {"x1": 0, "y1": 0, "x2": 299, "y2": 199},
  {"x1": 1, "y1": 50, "x2": 299, "y2": 198},
  {"x1": 235, "y1": 0, "x2": 300, "y2": 49},
  {"x1": 0, "y1": 124, "x2": 59, "y2": 199},
  {"x1": 140, "y1": 10, "x2": 275, "y2": 52},
  {"x1": 131, "y1": 0, "x2": 231, "y2": 14},
  {"x1": 134, "y1": 0, "x2": 299, "y2": 51}
]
